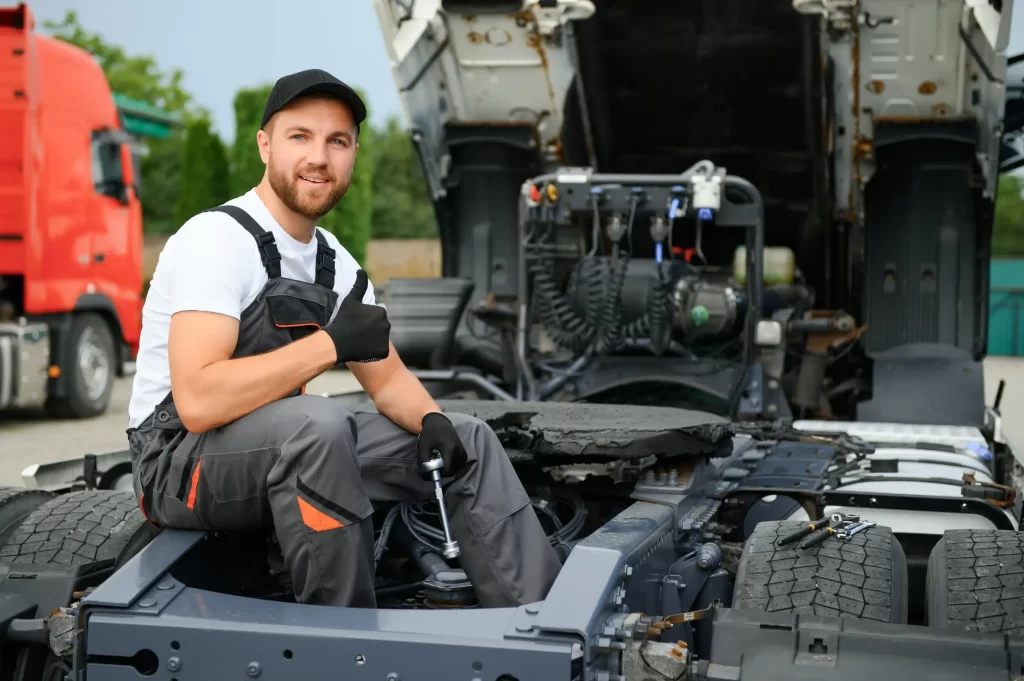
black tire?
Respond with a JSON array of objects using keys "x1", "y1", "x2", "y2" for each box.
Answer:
[
  {"x1": 47, "y1": 312, "x2": 117, "y2": 419},
  {"x1": 0, "y1": 488, "x2": 56, "y2": 544},
  {"x1": 0, "y1": 490, "x2": 158, "y2": 572},
  {"x1": 733, "y1": 519, "x2": 908, "y2": 623},
  {"x1": 926, "y1": 529, "x2": 1024, "y2": 633}
]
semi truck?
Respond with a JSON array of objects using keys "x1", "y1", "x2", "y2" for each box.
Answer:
[{"x1": 0, "y1": 2, "x2": 160, "y2": 419}]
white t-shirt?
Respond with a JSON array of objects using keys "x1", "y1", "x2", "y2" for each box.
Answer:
[{"x1": 127, "y1": 188, "x2": 375, "y2": 429}]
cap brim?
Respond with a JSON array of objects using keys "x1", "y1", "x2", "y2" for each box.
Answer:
[{"x1": 270, "y1": 81, "x2": 367, "y2": 127}]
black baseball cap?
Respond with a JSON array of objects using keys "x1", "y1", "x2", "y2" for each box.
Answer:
[{"x1": 261, "y1": 68, "x2": 367, "y2": 130}]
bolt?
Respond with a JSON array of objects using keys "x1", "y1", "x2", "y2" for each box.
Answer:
[
  {"x1": 525, "y1": 603, "x2": 541, "y2": 614},
  {"x1": 138, "y1": 599, "x2": 155, "y2": 608},
  {"x1": 167, "y1": 657, "x2": 181, "y2": 672},
  {"x1": 157, "y1": 582, "x2": 174, "y2": 591},
  {"x1": 355, "y1": 654, "x2": 366, "y2": 665},
  {"x1": 387, "y1": 674, "x2": 400, "y2": 681},
  {"x1": 247, "y1": 662, "x2": 261, "y2": 678}
]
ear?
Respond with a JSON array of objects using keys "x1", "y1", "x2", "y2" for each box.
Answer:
[{"x1": 256, "y1": 128, "x2": 271, "y2": 164}]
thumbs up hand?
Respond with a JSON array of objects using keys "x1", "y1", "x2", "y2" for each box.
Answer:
[{"x1": 323, "y1": 269, "x2": 391, "y2": 365}]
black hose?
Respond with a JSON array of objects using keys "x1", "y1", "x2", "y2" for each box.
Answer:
[
  {"x1": 386, "y1": 489, "x2": 587, "y2": 557},
  {"x1": 648, "y1": 262, "x2": 674, "y2": 355}
]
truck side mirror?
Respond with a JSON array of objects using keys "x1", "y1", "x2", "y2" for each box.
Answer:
[{"x1": 90, "y1": 128, "x2": 134, "y2": 204}]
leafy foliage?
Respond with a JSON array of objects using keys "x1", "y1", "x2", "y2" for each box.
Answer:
[
  {"x1": 371, "y1": 117, "x2": 437, "y2": 239},
  {"x1": 43, "y1": 11, "x2": 197, "y2": 117},
  {"x1": 229, "y1": 85, "x2": 273, "y2": 197},
  {"x1": 994, "y1": 174, "x2": 1024, "y2": 257},
  {"x1": 42, "y1": 10, "x2": 198, "y2": 233},
  {"x1": 175, "y1": 115, "x2": 231, "y2": 226}
]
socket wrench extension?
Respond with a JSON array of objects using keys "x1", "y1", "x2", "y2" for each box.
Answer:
[{"x1": 420, "y1": 450, "x2": 460, "y2": 559}]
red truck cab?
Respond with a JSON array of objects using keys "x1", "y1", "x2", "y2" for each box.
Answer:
[{"x1": 0, "y1": 2, "x2": 142, "y2": 418}]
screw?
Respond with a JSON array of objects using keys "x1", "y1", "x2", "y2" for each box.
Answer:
[
  {"x1": 247, "y1": 662, "x2": 261, "y2": 678},
  {"x1": 167, "y1": 657, "x2": 181, "y2": 672},
  {"x1": 387, "y1": 674, "x2": 400, "y2": 681},
  {"x1": 355, "y1": 654, "x2": 366, "y2": 665}
]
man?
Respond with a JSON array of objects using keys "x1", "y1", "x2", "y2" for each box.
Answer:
[{"x1": 125, "y1": 68, "x2": 562, "y2": 609}]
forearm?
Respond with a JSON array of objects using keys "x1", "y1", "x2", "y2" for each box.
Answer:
[
  {"x1": 368, "y1": 365, "x2": 441, "y2": 434},
  {"x1": 176, "y1": 330, "x2": 337, "y2": 433}
]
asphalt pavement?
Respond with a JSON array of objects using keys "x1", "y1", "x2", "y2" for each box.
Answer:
[
  {"x1": 2, "y1": 357, "x2": 1024, "y2": 490},
  {"x1": 0, "y1": 369, "x2": 362, "y2": 488}
]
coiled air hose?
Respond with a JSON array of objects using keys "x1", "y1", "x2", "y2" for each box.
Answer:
[{"x1": 374, "y1": 491, "x2": 588, "y2": 563}]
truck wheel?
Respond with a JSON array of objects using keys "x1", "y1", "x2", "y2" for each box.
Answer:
[
  {"x1": 926, "y1": 529, "x2": 1024, "y2": 633},
  {"x1": 47, "y1": 312, "x2": 117, "y2": 419},
  {"x1": 0, "y1": 488, "x2": 56, "y2": 545},
  {"x1": 732, "y1": 519, "x2": 908, "y2": 623},
  {"x1": 0, "y1": 490, "x2": 157, "y2": 572}
]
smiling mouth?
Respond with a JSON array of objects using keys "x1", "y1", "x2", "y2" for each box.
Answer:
[{"x1": 299, "y1": 175, "x2": 329, "y2": 185}]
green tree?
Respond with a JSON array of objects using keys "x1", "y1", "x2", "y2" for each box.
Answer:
[
  {"x1": 230, "y1": 85, "x2": 273, "y2": 196},
  {"x1": 175, "y1": 115, "x2": 231, "y2": 225},
  {"x1": 42, "y1": 11, "x2": 201, "y2": 233},
  {"x1": 994, "y1": 174, "x2": 1024, "y2": 257},
  {"x1": 42, "y1": 11, "x2": 196, "y2": 116},
  {"x1": 371, "y1": 117, "x2": 437, "y2": 239}
]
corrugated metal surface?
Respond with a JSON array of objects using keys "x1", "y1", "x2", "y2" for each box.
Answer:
[{"x1": 988, "y1": 259, "x2": 1024, "y2": 356}]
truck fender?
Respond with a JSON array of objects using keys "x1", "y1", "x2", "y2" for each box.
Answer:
[
  {"x1": 73, "y1": 293, "x2": 125, "y2": 367},
  {"x1": 40, "y1": 299, "x2": 121, "y2": 417}
]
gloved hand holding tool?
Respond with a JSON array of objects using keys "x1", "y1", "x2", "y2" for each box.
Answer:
[
  {"x1": 416, "y1": 413, "x2": 470, "y2": 559},
  {"x1": 323, "y1": 269, "x2": 392, "y2": 364}
]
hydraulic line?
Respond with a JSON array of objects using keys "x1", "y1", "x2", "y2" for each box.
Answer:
[{"x1": 378, "y1": 490, "x2": 587, "y2": 558}]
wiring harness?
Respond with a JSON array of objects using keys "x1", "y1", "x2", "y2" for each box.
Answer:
[{"x1": 524, "y1": 195, "x2": 677, "y2": 358}]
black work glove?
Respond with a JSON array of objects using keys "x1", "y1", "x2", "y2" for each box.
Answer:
[
  {"x1": 324, "y1": 269, "x2": 391, "y2": 365},
  {"x1": 416, "y1": 412, "x2": 469, "y2": 479}
]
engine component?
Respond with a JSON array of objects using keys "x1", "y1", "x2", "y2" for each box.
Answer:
[
  {"x1": 733, "y1": 245, "x2": 797, "y2": 286},
  {"x1": 391, "y1": 518, "x2": 478, "y2": 609},
  {"x1": 674, "y1": 277, "x2": 739, "y2": 340}
]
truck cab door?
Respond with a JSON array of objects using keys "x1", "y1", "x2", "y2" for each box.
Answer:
[{"x1": 87, "y1": 128, "x2": 142, "y2": 345}]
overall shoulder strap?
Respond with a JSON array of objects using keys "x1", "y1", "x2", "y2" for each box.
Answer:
[
  {"x1": 313, "y1": 229, "x2": 336, "y2": 290},
  {"x1": 205, "y1": 205, "x2": 282, "y2": 279}
]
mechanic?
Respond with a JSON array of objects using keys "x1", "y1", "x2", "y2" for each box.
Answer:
[{"x1": 124, "y1": 68, "x2": 563, "y2": 610}]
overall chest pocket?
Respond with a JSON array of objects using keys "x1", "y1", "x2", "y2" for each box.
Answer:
[{"x1": 266, "y1": 290, "x2": 336, "y2": 341}]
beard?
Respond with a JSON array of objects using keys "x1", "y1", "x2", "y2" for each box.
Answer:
[{"x1": 268, "y1": 161, "x2": 350, "y2": 220}]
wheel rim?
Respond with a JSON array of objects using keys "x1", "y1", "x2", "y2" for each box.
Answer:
[{"x1": 78, "y1": 327, "x2": 111, "y2": 402}]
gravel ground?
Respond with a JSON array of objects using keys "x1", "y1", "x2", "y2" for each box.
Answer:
[{"x1": 2, "y1": 358, "x2": 1024, "y2": 489}]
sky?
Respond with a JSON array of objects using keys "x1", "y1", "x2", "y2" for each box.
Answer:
[
  {"x1": 28, "y1": 0, "x2": 406, "y2": 140},
  {"x1": 24, "y1": 0, "x2": 1024, "y2": 145}
]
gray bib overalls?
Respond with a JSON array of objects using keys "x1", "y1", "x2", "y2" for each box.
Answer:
[{"x1": 126, "y1": 205, "x2": 562, "y2": 609}]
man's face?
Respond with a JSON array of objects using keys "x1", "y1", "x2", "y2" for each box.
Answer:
[{"x1": 258, "y1": 95, "x2": 359, "y2": 220}]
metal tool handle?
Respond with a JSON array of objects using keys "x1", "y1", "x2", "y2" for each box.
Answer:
[
  {"x1": 421, "y1": 449, "x2": 460, "y2": 559},
  {"x1": 799, "y1": 526, "x2": 834, "y2": 549},
  {"x1": 777, "y1": 516, "x2": 829, "y2": 546}
]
